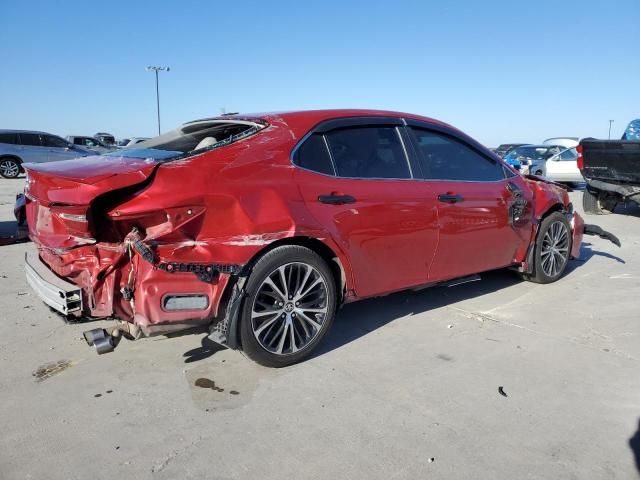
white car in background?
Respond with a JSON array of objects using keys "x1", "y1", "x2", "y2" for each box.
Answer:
[
  {"x1": 543, "y1": 137, "x2": 579, "y2": 149},
  {"x1": 530, "y1": 147, "x2": 584, "y2": 183}
]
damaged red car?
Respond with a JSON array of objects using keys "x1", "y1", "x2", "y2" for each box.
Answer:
[{"x1": 22, "y1": 110, "x2": 602, "y2": 366}]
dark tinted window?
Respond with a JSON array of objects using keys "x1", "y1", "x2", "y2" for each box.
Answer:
[
  {"x1": 19, "y1": 133, "x2": 42, "y2": 147},
  {"x1": 325, "y1": 126, "x2": 410, "y2": 179},
  {"x1": 42, "y1": 135, "x2": 69, "y2": 148},
  {"x1": 410, "y1": 128, "x2": 503, "y2": 181},
  {"x1": 0, "y1": 133, "x2": 19, "y2": 145},
  {"x1": 294, "y1": 134, "x2": 334, "y2": 175}
]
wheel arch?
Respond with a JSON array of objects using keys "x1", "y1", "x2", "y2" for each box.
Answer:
[
  {"x1": 215, "y1": 235, "x2": 349, "y2": 351},
  {"x1": 243, "y1": 236, "x2": 349, "y2": 305},
  {"x1": 539, "y1": 201, "x2": 567, "y2": 219},
  {"x1": 523, "y1": 201, "x2": 571, "y2": 275}
]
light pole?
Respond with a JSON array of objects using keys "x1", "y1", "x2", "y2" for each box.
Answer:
[
  {"x1": 146, "y1": 66, "x2": 170, "y2": 135},
  {"x1": 608, "y1": 119, "x2": 614, "y2": 140}
]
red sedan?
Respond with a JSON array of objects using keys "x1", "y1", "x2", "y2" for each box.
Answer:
[{"x1": 22, "y1": 110, "x2": 594, "y2": 366}]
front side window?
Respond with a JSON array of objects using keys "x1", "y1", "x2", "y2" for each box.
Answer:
[
  {"x1": 324, "y1": 126, "x2": 410, "y2": 179},
  {"x1": 410, "y1": 128, "x2": 503, "y2": 181},
  {"x1": 19, "y1": 133, "x2": 42, "y2": 147}
]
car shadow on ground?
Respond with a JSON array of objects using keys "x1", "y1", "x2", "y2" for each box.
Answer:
[
  {"x1": 630, "y1": 419, "x2": 640, "y2": 474},
  {"x1": 181, "y1": 240, "x2": 625, "y2": 364},
  {"x1": 315, "y1": 241, "x2": 625, "y2": 360},
  {"x1": 312, "y1": 269, "x2": 521, "y2": 359},
  {"x1": 566, "y1": 242, "x2": 625, "y2": 275}
]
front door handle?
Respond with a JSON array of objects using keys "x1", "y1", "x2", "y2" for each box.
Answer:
[
  {"x1": 318, "y1": 193, "x2": 356, "y2": 205},
  {"x1": 437, "y1": 193, "x2": 464, "y2": 204}
]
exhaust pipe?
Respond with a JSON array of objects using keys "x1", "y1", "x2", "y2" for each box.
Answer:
[{"x1": 83, "y1": 328, "x2": 115, "y2": 355}]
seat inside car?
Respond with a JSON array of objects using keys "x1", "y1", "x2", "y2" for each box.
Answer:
[{"x1": 194, "y1": 136, "x2": 217, "y2": 150}]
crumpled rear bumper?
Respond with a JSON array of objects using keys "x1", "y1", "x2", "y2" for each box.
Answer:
[{"x1": 27, "y1": 241, "x2": 235, "y2": 336}]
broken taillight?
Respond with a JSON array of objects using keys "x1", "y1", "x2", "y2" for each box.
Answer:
[{"x1": 576, "y1": 144, "x2": 584, "y2": 170}]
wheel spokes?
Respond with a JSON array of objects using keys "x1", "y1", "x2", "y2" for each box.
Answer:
[
  {"x1": 251, "y1": 262, "x2": 329, "y2": 356},
  {"x1": 541, "y1": 221, "x2": 569, "y2": 277}
]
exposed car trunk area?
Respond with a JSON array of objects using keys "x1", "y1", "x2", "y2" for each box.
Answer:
[{"x1": 23, "y1": 119, "x2": 266, "y2": 331}]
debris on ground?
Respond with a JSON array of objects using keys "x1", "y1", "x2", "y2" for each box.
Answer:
[{"x1": 498, "y1": 386, "x2": 508, "y2": 397}]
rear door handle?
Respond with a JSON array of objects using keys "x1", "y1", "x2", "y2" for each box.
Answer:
[
  {"x1": 318, "y1": 194, "x2": 356, "y2": 205},
  {"x1": 437, "y1": 193, "x2": 464, "y2": 204}
]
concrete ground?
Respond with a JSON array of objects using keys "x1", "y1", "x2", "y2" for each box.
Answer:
[{"x1": 0, "y1": 176, "x2": 639, "y2": 480}]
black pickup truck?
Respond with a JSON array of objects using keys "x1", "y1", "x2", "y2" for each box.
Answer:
[{"x1": 579, "y1": 119, "x2": 640, "y2": 214}]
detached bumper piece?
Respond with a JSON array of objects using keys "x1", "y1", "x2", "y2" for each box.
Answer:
[
  {"x1": 583, "y1": 224, "x2": 622, "y2": 247},
  {"x1": 25, "y1": 251, "x2": 82, "y2": 317}
]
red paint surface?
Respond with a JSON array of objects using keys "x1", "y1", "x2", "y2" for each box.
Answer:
[{"x1": 23, "y1": 110, "x2": 579, "y2": 332}]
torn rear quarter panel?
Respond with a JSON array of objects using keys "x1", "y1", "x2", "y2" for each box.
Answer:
[{"x1": 25, "y1": 116, "x2": 349, "y2": 334}]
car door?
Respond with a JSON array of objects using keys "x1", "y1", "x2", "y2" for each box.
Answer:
[
  {"x1": 292, "y1": 118, "x2": 439, "y2": 298},
  {"x1": 406, "y1": 123, "x2": 534, "y2": 282},
  {"x1": 41, "y1": 134, "x2": 79, "y2": 161},
  {"x1": 17, "y1": 133, "x2": 49, "y2": 163}
]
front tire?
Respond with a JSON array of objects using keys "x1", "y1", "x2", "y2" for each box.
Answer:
[
  {"x1": 524, "y1": 212, "x2": 571, "y2": 284},
  {"x1": 239, "y1": 246, "x2": 337, "y2": 367},
  {"x1": 0, "y1": 158, "x2": 21, "y2": 178}
]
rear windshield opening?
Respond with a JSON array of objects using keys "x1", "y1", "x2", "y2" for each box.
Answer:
[{"x1": 106, "y1": 119, "x2": 267, "y2": 161}]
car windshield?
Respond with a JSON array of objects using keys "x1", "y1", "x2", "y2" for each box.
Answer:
[
  {"x1": 103, "y1": 119, "x2": 267, "y2": 162},
  {"x1": 505, "y1": 146, "x2": 550, "y2": 162}
]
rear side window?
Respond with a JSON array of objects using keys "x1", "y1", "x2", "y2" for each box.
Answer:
[
  {"x1": 0, "y1": 133, "x2": 18, "y2": 145},
  {"x1": 294, "y1": 134, "x2": 334, "y2": 175},
  {"x1": 19, "y1": 133, "x2": 42, "y2": 146},
  {"x1": 325, "y1": 126, "x2": 410, "y2": 179},
  {"x1": 410, "y1": 128, "x2": 504, "y2": 182}
]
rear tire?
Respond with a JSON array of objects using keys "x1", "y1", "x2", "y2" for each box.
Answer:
[
  {"x1": 239, "y1": 245, "x2": 337, "y2": 367},
  {"x1": 582, "y1": 189, "x2": 612, "y2": 215},
  {"x1": 523, "y1": 212, "x2": 571, "y2": 284},
  {"x1": 0, "y1": 158, "x2": 21, "y2": 178}
]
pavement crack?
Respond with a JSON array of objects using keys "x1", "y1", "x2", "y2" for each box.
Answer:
[{"x1": 151, "y1": 435, "x2": 204, "y2": 474}]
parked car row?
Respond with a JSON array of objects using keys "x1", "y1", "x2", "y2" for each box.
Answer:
[
  {"x1": 0, "y1": 130, "x2": 97, "y2": 178},
  {"x1": 494, "y1": 137, "x2": 583, "y2": 184},
  {"x1": 0, "y1": 130, "x2": 151, "y2": 178}
]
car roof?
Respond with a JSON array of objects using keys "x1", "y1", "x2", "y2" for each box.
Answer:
[
  {"x1": 187, "y1": 109, "x2": 454, "y2": 129},
  {"x1": 0, "y1": 129, "x2": 52, "y2": 135},
  {"x1": 183, "y1": 109, "x2": 467, "y2": 144}
]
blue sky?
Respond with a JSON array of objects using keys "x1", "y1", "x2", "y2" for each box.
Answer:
[{"x1": 1, "y1": 0, "x2": 638, "y2": 146}]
